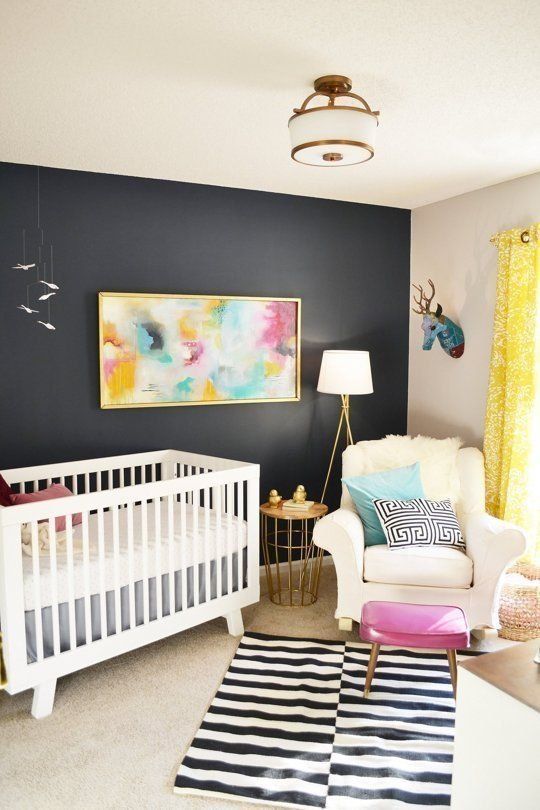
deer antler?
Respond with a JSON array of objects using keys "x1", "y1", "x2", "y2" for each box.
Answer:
[
  {"x1": 412, "y1": 287, "x2": 424, "y2": 314},
  {"x1": 411, "y1": 278, "x2": 436, "y2": 314}
]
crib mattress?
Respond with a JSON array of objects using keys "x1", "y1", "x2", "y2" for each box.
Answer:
[
  {"x1": 23, "y1": 501, "x2": 247, "y2": 610},
  {"x1": 25, "y1": 549, "x2": 247, "y2": 662}
]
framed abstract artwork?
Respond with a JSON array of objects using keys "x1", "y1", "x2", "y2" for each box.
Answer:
[{"x1": 99, "y1": 292, "x2": 301, "y2": 408}]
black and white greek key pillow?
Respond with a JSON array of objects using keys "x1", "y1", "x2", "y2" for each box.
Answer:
[{"x1": 373, "y1": 497, "x2": 465, "y2": 550}]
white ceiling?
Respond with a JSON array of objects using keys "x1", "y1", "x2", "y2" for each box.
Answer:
[{"x1": 1, "y1": 0, "x2": 539, "y2": 209}]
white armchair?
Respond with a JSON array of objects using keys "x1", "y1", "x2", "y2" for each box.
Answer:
[{"x1": 314, "y1": 441, "x2": 527, "y2": 632}]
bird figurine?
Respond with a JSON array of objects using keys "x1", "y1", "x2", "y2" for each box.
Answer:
[
  {"x1": 292, "y1": 484, "x2": 307, "y2": 504},
  {"x1": 37, "y1": 321, "x2": 56, "y2": 330},
  {"x1": 38, "y1": 292, "x2": 56, "y2": 301},
  {"x1": 268, "y1": 489, "x2": 282, "y2": 508},
  {"x1": 11, "y1": 263, "x2": 36, "y2": 270},
  {"x1": 17, "y1": 304, "x2": 39, "y2": 314},
  {"x1": 39, "y1": 280, "x2": 59, "y2": 290}
]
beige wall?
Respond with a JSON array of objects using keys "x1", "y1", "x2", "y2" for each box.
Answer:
[{"x1": 408, "y1": 172, "x2": 540, "y2": 448}]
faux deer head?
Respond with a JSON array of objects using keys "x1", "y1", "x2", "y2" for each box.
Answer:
[{"x1": 412, "y1": 279, "x2": 465, "y2": 358}]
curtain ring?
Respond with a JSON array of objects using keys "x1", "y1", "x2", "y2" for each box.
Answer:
[{"x1": 521, "y1": 230, "x2": 530, "y2": 243}]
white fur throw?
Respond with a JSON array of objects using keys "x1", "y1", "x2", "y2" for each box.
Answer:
[{"x1": 341, "y1": 434, "x2": 462, "y2": 511}]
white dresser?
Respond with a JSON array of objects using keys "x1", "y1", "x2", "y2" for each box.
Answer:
[{"x1": 451, "y1": 639, "x2": 540, "y2": 810}]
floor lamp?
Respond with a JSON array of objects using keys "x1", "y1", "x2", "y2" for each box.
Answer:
[{"x1": 318, "y1": 350, "x2": 373, "y2": 503}]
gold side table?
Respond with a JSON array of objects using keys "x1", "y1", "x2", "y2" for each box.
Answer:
[{"x1": 260, "y1": 501, "x2": 328, "y2": 607}]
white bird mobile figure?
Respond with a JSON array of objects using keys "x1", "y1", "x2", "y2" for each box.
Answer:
[
  {"x1": 38, "y1": 292, "x2": 56, "y2": 301},
  {"x1": 37, "y1": 321, "x2": 56, "y2": 330},
  {"x1": 12, "y1": 263, "x2": 36, "y2": 270},
  {"x1": 38, "y1": 280, "x2": 59, "y2": 290},
  {"x1": 17, "y1": 304, "x2": 39, "y2": 314}
]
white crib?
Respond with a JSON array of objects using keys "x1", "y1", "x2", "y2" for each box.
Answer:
[{"x1": 0, "y1": 449, "x2": 260, "y2": 718}]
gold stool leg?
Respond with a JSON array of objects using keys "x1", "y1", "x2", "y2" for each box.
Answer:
[
  {"x1": 363, "y1": 642, "x2": 380, "y2": 697},
  {"x1": 446, "y1": 649, "x2": 458, "y2": 698}
]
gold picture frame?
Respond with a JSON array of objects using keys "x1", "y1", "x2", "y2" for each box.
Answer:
[{"x1": 99, "y1": 292, "x2": 301, "y2": 409}]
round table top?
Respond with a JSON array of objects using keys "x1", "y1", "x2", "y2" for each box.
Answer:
[{"x1": 260, "y1": 501, "x2": 328, "y2": 520}]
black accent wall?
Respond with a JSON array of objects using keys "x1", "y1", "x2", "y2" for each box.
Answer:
[{"x1": 1, "y1": 162, "x2": 410, "y2": 509}]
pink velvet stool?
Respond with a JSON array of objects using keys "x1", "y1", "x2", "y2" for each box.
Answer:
[{"x1": 359, "y1": 601, "x2": 470, "y2": 698}]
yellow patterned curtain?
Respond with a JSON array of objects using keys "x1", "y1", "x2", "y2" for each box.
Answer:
[{"x1": 484, "y1": 223, "x2": 540, "y2": 561}]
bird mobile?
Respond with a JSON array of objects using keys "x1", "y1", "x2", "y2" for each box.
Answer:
[
  {"x1": 411, "y1": 279, "x2": 464, "y2": 358},
  {"x1": 7, "y1": 168, "x2": 60, "y2": 332}
]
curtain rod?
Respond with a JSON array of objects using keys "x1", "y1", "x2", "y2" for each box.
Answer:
[{"x1": 490, "y1": 229, "x2": 531, "y2": 244}]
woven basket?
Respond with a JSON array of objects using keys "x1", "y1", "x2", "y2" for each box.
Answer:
[{"x1": 499, "y1": 559, "x2": 540, "y2": 641}]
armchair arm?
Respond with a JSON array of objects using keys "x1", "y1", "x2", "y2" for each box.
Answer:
[
  {"x1": 465, "y1": 512, "x2": 527, "y2": 628},
  {"x1": 314, "y1": 508, "x2": 365, "y2": 572},
  {"x1": 313, "y1": 508, "x2": 365, "y2": 622},
  {"x1": 466, "y1": 512, "x2": 527, "y2": 575}
]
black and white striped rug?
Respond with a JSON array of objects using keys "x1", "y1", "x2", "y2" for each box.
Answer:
[{"x1": 174, "y1": 632, "x2": 479, "y2": 809}]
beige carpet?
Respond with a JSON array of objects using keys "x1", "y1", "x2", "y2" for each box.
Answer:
[{"x1": 0, "y1": 567, "x2": 510, "y2": 810}]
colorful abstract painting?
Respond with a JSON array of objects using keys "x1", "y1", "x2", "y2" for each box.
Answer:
[{"x1": 99, "y1": 293, "x2": 300, "y2": 408}]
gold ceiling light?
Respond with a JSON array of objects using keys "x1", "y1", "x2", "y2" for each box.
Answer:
[{"x1": 288, "y1": 75, "x2": 380, "y2": 167}]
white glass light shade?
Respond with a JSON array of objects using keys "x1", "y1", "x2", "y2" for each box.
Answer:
[
  {"x1": 289, "y1": 107, "x2": 378, "y2": 166},
  {"x1": 317, "y1": 350, "x2": 373, "y2": 395}
]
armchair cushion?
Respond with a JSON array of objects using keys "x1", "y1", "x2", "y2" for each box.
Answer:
[{"x1": 364, "y1": 544, "x2": 473, "y2": 588}]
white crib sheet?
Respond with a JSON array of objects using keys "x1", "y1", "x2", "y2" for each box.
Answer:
[{"x1": 23, "y1": 501, "x2": 247, "y2": 610}]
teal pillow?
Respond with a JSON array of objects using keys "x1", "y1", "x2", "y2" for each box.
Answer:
[{"x1": 342, "y1": 463, "x2": 425, "y2": 546}]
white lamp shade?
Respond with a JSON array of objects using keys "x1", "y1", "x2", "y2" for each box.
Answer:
[
  {"x1": 289, "y1": 107, "x2": 378, "y2": 166},
  {"x1": 317, "y1": 350, "x2": 373, "y2": 395}
]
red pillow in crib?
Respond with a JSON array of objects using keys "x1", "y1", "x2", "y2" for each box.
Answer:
[
  {"x1": 10, "y1": 483, "x2": 82, "y2": 531},
  {"x1": 0, "y1": 474, "x2": 14, "y2": 507}
]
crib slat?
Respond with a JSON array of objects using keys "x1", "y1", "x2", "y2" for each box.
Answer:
[
  {"x1": 192, "y1": 491, "x2": 199, "y2": 608},
  {"x1": 111, "y1": 504, "x2": 121, "y2": 633},
  {"x1": 178, "y1": 463, "x2": 183, "y2": 504},
  {"x1": 215, "y1": 486, "x2": 223, "y2": 598},
  {"x1": 237, "y1": 480, "x2": 244, "y2": 592},
  {"x1": 30, "y1": 521, "x2": 44, "y2": 662},
  {"x1": 226, "y1": 482, "x2": 233, "y2": 596},
  {"x1": 141, "y1": 499, "x2": 149, "y2": 624},
  {"x1": 65, "y1": 514, "x2": 76, "y2": 650},
  {"x1": 84, "y1": 472, "x2": 90, "y2": 494},
  {"x1": 48, "y1": 518, "x2": 60, "y2": 656},
  {"x1": 72, "y1": 475, "x2": 79, "y2": 495},
  {"x1": 203, "y1": 483, "x2": 211, "y2": 602},
  {"x1": 127, "y1": 501, "x2": 136, "y2": 629},
  {"x1": 33, "y1": 479, "x2": 39, "y2": 492},
  {"x1": 97, "y1": 507, "x2": 107, "y2": 639},
  {"x1": 81, "y1": 511, "x2": 92, "y2": 645},
  {"x1": 180, "y1": 489, "x2": 187, "y2": 612},
  {"x1": 167, "y1": 494, "x2": 175, "y2": 615},
  {"x1": 154, "y1": 497, "x2": 163, "y2": 619},
  {"x1": 151, "y1": 463, "x2": 156, "y2": 483}
]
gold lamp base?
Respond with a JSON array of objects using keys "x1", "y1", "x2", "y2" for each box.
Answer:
[{"x1": 321, "y1": 393, "x2": 354, "y2": 504}]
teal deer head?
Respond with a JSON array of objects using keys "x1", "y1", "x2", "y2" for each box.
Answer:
[{"x1": 412, "y1": 279, "x2": 465, "y2": 358}]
